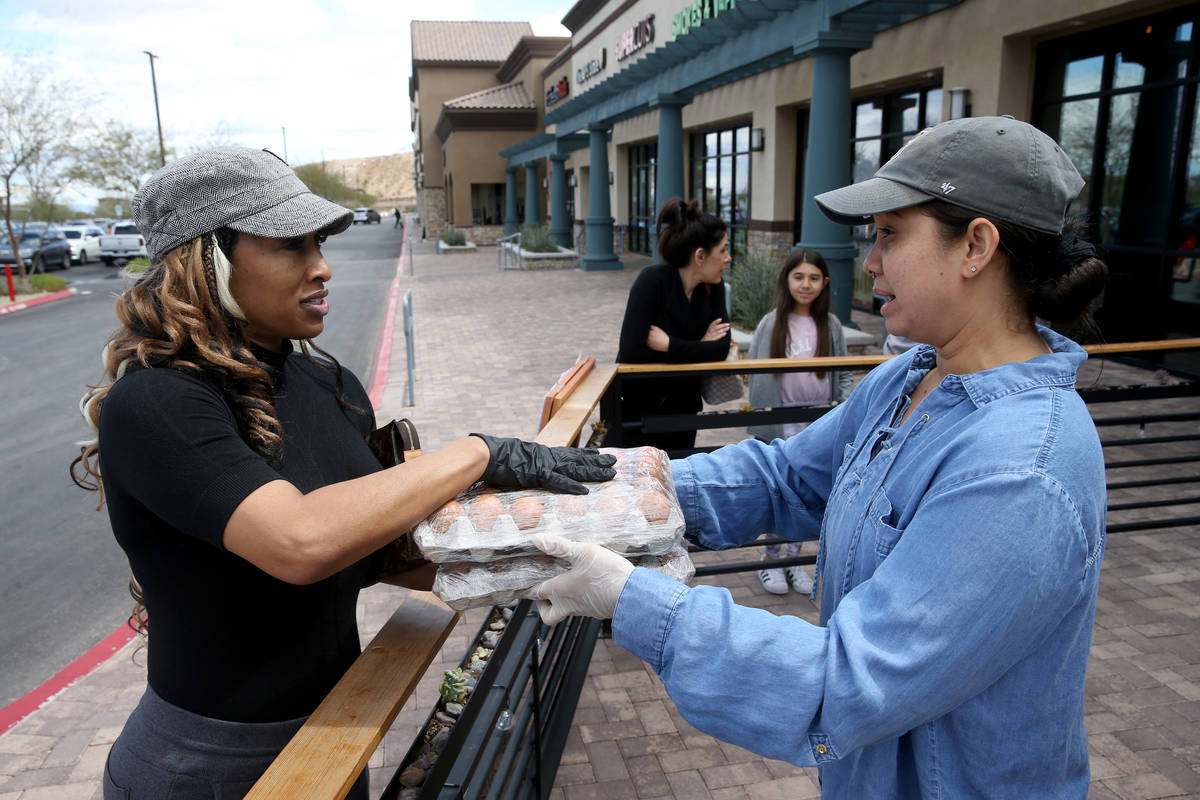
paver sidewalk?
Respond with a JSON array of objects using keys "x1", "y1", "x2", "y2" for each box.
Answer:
[{"x1": 2, "y1": 238, "x2": 1198, "y2": 799}]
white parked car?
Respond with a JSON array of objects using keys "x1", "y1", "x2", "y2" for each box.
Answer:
[
  {"x1": 61, "y1": 225, "x2": 105, "y2": 264},
  {"x1": 98, "y1": 222, "x2": 148, "y2": 265}
]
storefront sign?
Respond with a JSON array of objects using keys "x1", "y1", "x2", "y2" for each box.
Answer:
[
  {"x1": 672, "y1": 0, "x2": 735, "y2": 38},
  {"x1": 576, "y1": 48, "x2": 607, "y2": 84},
  {"x1": 615, "y1": 14, "x2": 655, "y2": 61},
  {"x1": 546, "y1": 75, "x2": 570, "y2": 106}
]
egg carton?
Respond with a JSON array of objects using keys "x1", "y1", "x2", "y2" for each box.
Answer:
[
  {"x1": 432, "y1": 542, "x2": 696, "y2": 611},
  {"x1": 413, "y1": 447, "x2": 682, "y2": 564}
]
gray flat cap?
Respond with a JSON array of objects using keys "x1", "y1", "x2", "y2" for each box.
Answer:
[
  {"x1": 815, "y1": 116, "x2": 1085, "y2": 235},
  {"x1": 133, "y1": 147, "x2": 353, "y2": 263}
]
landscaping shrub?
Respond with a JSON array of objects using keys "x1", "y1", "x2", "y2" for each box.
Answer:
[
  {"x1": 727, "y1": 253, "x2": 778, "y2": 331},
  {"x1": 441, "y1": 228, "x2": 466, "y2": 246},
  {"x1": 519, "y1": 225, "x2": 559, "y2": 253},
  {"x1": 30, "y1": 273, "x2": 68, "y2": 292}
]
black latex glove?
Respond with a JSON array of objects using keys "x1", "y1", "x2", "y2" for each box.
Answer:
[{"x1": 470, "y1": 433, "x2": 617, "y2": 495}]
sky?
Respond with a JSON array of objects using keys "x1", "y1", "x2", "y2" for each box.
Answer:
[{"x1": 0, "y1": 0, "x2": 571, "y2": 208}]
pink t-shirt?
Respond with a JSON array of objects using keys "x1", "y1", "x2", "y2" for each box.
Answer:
[{"x1": 779, "y1": 313, "x2": 831, "y2": 437}]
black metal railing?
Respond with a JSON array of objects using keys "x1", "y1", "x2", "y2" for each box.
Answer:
[{"x1": 382, "y1": 601, "x2": 600, "y2": 800}]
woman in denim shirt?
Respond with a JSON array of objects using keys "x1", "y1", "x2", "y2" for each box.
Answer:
[{"x1": 528, "y1": 117, "x2": 1109, "y2": 799}]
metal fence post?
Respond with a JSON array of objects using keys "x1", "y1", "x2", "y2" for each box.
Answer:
[{"x1": 402, "y1": 289, "x2": 415, "y2": 407}]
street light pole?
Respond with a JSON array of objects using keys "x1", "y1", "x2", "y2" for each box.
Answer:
[
  {"x1": 143, "y1": 50, "x2": 166, "y2": 166},
  {"x1": 281, "y1": 127, "x2": 288, "y2": 162}
]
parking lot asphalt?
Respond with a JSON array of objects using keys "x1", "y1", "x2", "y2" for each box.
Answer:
[{"x1": 1, "y1": 233, "x2": 1199, "y2": 799}]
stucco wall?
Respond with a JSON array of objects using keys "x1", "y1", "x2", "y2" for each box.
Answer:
[
  {"x1": 414, "y1": 65, "x2": 504, "y2": 188},
  {"x1": 444, "y1": 130, "x2": 537, "y2": 226}
]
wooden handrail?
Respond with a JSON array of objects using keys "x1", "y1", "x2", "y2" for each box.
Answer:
[
  {"x1": 246, "y1": 592, "x2": 459, "y2": 799},
  {"x1": 614, "y1": 338, "x2": 1200, "y2": 375}
]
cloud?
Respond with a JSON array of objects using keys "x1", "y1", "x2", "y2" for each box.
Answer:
[{"x1": 0, "y1": 0, "x2": 571, "y2": 200}]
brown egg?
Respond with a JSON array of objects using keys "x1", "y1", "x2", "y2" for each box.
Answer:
[
  {"x1": 593, "y1": 491, "x2": 631, "y2": 519},
  {"x1": 556, "y1": 495, "x2": 588, "y2": 523},
  {"x1": 509, "y1": 496, "x2": 545, "y2": 530},
  {"x1": 430, "y1": 500, "x2": 464, "y2": 535},
  {"x1": 640, "y1": 491, "x2": 672, "y2": 525},
  {"x1": 469, "y1": 495, "x2": 505, "y2": 532}
]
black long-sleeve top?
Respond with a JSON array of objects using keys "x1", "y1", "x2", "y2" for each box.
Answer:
[
  {"x1": 611, "y1": 265, "x2": 731, "y2": 447},
  {"x1": 616, "y1": 265, "x2": 731, "y2": 365},
  {"x1": 98, "y1": 342, "x2": 381, "y2": 723}
]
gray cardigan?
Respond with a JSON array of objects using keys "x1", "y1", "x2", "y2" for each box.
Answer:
[{"x1": 746, "y1": 310, "x2": 854, "y2": 442}]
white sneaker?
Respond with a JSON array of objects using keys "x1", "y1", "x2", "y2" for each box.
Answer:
[
  {"x1": 758, "y1": 567, "x2": 789, "y2": 595},
  {"x1": 786, "y1": 566, "x2": 814, "y2": 594}
]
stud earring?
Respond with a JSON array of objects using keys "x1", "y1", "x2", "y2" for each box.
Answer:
[{"x1": 969, "y1": 266, "x2": 977, "y2": 272}]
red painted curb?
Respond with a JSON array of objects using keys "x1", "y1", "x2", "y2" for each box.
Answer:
[
  {"x1": 0, "y1": 624, "x2": 137, "y2": 735},
  {"x1": 367, "y1": 225, "x2": 407, "y2": 411},
  {"x1": 0, "y1": 288, "x2": 73, "y2": 316},
  {"x1": 0, "y1": 233, "x2": 406, "y2": 734}
]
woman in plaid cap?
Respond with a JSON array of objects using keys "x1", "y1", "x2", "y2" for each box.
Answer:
[{"x1": 73, "y1": 147, "x2": 614, "y2": 799}]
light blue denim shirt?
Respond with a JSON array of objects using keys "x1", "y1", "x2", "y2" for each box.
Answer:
[{"x1": 613, "y1": 327, "x2": 1106, "y2": 799}]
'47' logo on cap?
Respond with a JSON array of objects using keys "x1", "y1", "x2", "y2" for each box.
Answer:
[{"x1": 940, "y1": 181, "x2": 956, "y2": 194}]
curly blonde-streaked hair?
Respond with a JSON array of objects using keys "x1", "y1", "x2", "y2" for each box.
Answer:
[
  {"x1": 71, "y1": 234, "x2": 283, "y2": 502},
  {"x1": 70, "y1": 231, "x2": 368, "y2": 637}
]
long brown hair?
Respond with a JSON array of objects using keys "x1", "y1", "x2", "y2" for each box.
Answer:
[
  {"x1": 70, "y1": 231, "x2": 364, "y2": 636},
  {"x1": 769, "y1": 248, "x2": 832, "y2": 378}
]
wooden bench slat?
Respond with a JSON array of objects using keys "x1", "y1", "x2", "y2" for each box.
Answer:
[
  {"x1": 246, "y1": 592, "x2": 460, "y2": 800},
  {"x1": 536, "y1": 363, "x2": 618, "y2": 447}
]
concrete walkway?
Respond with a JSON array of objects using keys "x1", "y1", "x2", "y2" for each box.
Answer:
[{"x1": 1, "y1": 238, "x2": 1198, "y2": 799}]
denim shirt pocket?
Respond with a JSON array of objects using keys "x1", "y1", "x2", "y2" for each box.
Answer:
[{"x1": 868, "y1": 491, "x2": 904, "y2": 564}]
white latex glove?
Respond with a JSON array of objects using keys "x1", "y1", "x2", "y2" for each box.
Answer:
[{"x1": 525, "y1": 534, "x2": 634, "y2": 625}]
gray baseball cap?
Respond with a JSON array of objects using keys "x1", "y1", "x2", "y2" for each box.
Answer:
[
  {"x1": 814, "y1": 116, "x2": 1085, "y2": 235},
  {"x1": 133, "y1": 147, "x2": 353, "y2": 263}
]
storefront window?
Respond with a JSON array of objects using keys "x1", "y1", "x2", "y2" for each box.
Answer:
[
  {"x1": 690, "y1": 121, "x2": 752, "y2": 257},
  {"x1": 848, "y1": 84, "x2": 943, "y2": 309},
  {"x1": 470, "y1": 183, "x2": 504, "y2": 225},
  {"x1": 1035, "y1": 4, "x2": 1200, "y2": 346},
  {"x1": 628, "y1": 143, "x2": 657, "y2": 255}
]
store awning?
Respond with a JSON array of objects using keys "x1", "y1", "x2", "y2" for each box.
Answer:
[{"x1": 540, "y1": 0, "x2": 960, "y2": 135}]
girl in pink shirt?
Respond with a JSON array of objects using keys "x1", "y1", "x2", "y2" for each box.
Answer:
[{"x1": 746, "y1": 249, "x2": 853, "y2": 595}]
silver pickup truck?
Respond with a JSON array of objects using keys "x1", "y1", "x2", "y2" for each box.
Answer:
[{"x1": 98, "y1": 223, "x2": 148, "y2": 265}]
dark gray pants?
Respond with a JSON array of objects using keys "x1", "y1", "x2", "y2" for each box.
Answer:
[{"x1": 104, "y1": 687, "x2": 369, "y2": 799}]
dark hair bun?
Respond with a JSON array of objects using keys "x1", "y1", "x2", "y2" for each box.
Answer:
[
  {"x1": 1030, "y1": 228, "x2": 1108, "y2": 323},
  {"x1": 655, "y1": 197, "x2": 727, "y2": 268}
]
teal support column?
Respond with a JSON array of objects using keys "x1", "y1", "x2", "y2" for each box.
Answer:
[
  {"x1": 504, "y1": 166, "x2": 519, "y2": 235},
  {"x1": 549, "y1": 154, "x2": 571, "y2": 248},
  {"x1": 653, "y1": 95, "x2": 687, "y2": 210},
  {"x1": 798, "y1": 47, "x2": 859, "y2": 324},
  {"x1": 582, "y1": 125, "x2": 622, "y2": 271},
  {"x1": 524, "y1": 163, "x2": 541, "y2": 226}
]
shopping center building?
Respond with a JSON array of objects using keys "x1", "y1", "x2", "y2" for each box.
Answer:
[{"x1": 413, "y1": 1, "x2": 1200, "y2": 343}]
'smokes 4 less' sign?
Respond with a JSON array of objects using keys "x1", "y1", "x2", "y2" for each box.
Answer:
[{"x1": 672, "y1": 0, "x2": 736, "y2": 38}]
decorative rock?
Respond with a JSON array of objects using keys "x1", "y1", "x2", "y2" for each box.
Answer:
[
  {"x1": 399, "y1": 789, "x2": 420, "y2": 800},
  {"x1": 434, "y1": 712, "x2": 455, "y2": 727},
  {"x1": 482, "y1": 631, "x2": 500, "y2": 648},
  {"x1": 445, "y1": 702, "x2": 463, "y2": 717},
  {"x1": 489, "y1": 621, "x2": 505, "y2": 631},
  {"x1": 501, "y1": 606, "x2": 514, "y2": 620},
  {"x1": 415, "y1": 753, "x2": 433, "y2": 770},
  {"x1": 399, "y1": 765, "x2": 426, "y2": 787},
  {"x1": 422, "y1": 721, "x2": 445, "y2": 743},
  {"x1": 470, "y1": 658, "x2": 486, "y2": 673},
  {"x1": 431, "y1": 728, "x2": 451, "y2": 753}
]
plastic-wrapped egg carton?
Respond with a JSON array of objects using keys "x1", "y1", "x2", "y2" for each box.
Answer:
[
  {"x1": 412, "y1": 447, "x2": 682, "y2": 564},
  {"x1": 432, "y1": 543, "x2": 696, "y2": 611}
]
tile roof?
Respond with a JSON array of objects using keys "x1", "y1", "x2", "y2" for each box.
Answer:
[
  {"x1": 443, "y1": 81, "x2": 535, "y2": 111},
  {"x1": 411, "y1": 20, "x2": 534, "y2": 64}
]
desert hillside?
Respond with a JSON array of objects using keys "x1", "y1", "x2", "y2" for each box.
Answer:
[{"x1": 304, "y1": 152, "x2": 415, "y2": 211}]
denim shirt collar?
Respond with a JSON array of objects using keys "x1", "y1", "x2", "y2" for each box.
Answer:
[{"x1": 907, "y1": 326, "x2": 1086, "y2": 409}]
